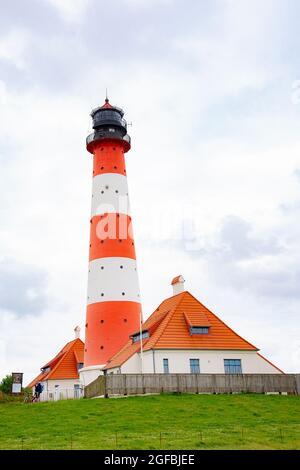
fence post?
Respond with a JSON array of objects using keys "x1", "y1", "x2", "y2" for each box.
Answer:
[
  {"x1": 177, "y1": 374, "x2": 181, "y2": 394},
  {"x1": 294, "y1": 374, "x2": 300, "y2": 395},
  {"x1": 279, "y1": 428, "x2": 283, "y2": 443},
  {"x1": 123, "y1": 375, "x2": 127, "y2": 396},
  {"x1": 104, "y1": 375, "x2": 108, "y2": 398}
]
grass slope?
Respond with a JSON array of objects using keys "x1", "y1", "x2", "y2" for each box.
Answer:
[{"x1": 0, "y1": 394, "x2": 299, "y2": 450}]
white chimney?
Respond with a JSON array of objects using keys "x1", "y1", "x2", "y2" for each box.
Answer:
[
  {"x1": 171, "y1": 275, "x2": 185, "y2": 295},
  {"x1": 74, "y1": 325, "x2": 81, "y2": 339}
]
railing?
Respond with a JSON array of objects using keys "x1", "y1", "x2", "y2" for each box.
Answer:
[
  {"x1": 38, "y1": 387, "x2": 84, "y2": 402},
  {"x1": 93, "y1": 116, "x2": 128, "y2": 128},
  {"x1": 86, "y1": 132, "x2": 131, "y2": 147}
]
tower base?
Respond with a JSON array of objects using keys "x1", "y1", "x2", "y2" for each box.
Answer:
[{"x1": 79, "y1": 365, "x2": 105, "y2": 387}]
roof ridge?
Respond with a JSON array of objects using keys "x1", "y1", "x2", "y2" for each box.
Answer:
[
  {"x1": 183, "y1": 309, "x2": 211, "y2": 327},
  {"x1": 183, "y1": 311, "x2": 192, "y2": 327},
  {"x1": 146, "y1": 292, "x2": 187, "y2": 349},
  {"x1": 46, "y1": 351, "x2": 68, "y2": 380},
  {"x1": 152, "y1": 291, "x2": 185, "y2": 312},
  {"x1": 148, "y1": 310, "x2": 170, "y2": 331},
  {"x1": 184, "y1": 291, "x2": 258, "y2": 350},
  {"x1": 46, "y1": 339, "x2": 81, "y2": 380},
  {"x1": 28, "y1": 338, "x2": 84, "y2": 386},
  {"x1": 43, "y1": 338, "x2": 78, "y2": 367}
]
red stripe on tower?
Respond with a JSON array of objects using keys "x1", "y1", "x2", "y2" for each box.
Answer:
[{"x1": 81, "y1": 97, "x2": 141, "y2": 384}]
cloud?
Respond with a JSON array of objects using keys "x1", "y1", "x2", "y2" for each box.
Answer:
[
  {"x1": 0, "y1": 29, "x2": 30, "y2": 70},
  {"x1": 294, "y1": 169, "x2": 300, "y2": 179},
  {"x1": 0, "y1": 1, "x2": 62, "y2": 37},
  {"x1": 180, "y1": 210, "x2": 300, "y2": 302},
  {"x1": 46, "y1": 0, "x2": 92, "y2": 22},
  {"x1": 0, "y1": 258, "x2": 49, "y2": 316},
  {"x1": 217, "y1": 215, "x2": 282, "y2": 260}
]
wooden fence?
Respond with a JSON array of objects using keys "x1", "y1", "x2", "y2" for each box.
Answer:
[{"x1": 84, "y1": 373, "x2": 300, "y2": 398}]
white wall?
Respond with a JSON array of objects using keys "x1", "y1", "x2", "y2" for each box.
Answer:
[
  {"x1": 113, "y1": 349, "x2": 282, "y2": 374},
  {"x1": 79, "y1": 365, "x2": 103, "y2": 386},
  {"x1": 120, "y1": 352, "x2": 143, "y2": 374},
  {"x1": 39, "y1": 378, "x2": 82, "y2": 401},
  {"x1": 105, "y1": 367, "x2": 121, "y2": 374}
]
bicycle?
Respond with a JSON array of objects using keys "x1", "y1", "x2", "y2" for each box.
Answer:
[{"x1": 23, "y1": 392, "x2": 39, "y2": 404}]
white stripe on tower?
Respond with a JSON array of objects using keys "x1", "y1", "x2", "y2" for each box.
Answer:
[
  {"x1": 87, "y1": 257, "x2": 140, "y2": 305},
  {"x1": 91, "y1": 173, "x2": 131, "y2": 217}
]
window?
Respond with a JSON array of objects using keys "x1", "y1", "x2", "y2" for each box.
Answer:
[
  {"x1": 94, "y1": 110, "x2": 122, "y2": 122},
  {"x1": 190, "y1": 358, "x2": 200, "y2": 374},
  {"x1": 77, "y1": 362, "x2": 84, "y2": 371},
  {"x1": 190, "y1": 327, "x2": 209, "y2": 334},
  {"x1": 132, "y1": 331, "x2": 149, "y2": 343},
  {"x1": 224, "y1": 359, "x2": 242, "y2": 374},
  {"x1": 163, "y1": 358, "x2": 169, "y2": 374}
]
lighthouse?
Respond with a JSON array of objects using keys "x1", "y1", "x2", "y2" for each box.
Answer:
[{"x1": 80, "y1": 97, "x2": 141, "y2": 385}]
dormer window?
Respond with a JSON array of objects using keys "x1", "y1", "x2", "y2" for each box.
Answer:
[
  {"x1": 183, "y1": 312, "x2": 210, "y2": 335},
  {"x1": 190, "y1": 326, "x2": 209, "y2": 334},
  {"x1": 131, "y1": 331, "x2": 149, "y2": 343}
]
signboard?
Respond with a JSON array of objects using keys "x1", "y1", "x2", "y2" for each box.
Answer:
[{"x1": 11, "y1": 372, "x2": 23, "y2": 394}]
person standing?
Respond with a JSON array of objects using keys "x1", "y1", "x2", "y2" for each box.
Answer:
[{"x1": 33, "y1": 382, "x2": 43, "y2": 401}]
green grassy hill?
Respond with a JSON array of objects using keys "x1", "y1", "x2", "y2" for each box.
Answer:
[{"x1": 0, "y1": 394, "x2": 299, "y2": 450}]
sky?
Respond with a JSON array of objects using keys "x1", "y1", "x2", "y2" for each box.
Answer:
[{"x1": 0, "y1": 0, "x2": 300, "y2": 383}]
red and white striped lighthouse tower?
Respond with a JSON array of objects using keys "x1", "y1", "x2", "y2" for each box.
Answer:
[{"x1": 80, "y1": 97, "x2": 141, "y2": 384}]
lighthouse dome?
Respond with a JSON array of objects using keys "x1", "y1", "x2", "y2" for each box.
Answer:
[{"x1": 86, "y1": 98, "x2": 131, "y2": 153}]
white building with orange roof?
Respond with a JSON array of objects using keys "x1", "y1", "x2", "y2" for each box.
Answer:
[
  {"x1": 102, "y1": 276, "x2": 283, "y2": 376},
  {"x1": 28, "y1": 327, "x2": 84, "y2": 400}
]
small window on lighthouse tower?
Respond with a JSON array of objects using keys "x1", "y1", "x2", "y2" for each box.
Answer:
[{"x1": 109, "y1": 128, "x2": 115, "y2": 132}]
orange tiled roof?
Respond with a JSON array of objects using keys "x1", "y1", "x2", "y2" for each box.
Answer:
[
  {"x1": 27, "y1": 370, "x2": 46, "y2": 388},
  {"x1": 183, "y1": 310, "x2": 211, "y2": 328},
  {"x1": 103, "y1": 291, "x2": 258, "y2": 370},
  {"x1": 28, "y1": 338, "x2": 84, "y2": 387},
  {"x1": 103, "y1": 340, "x2": 143, "y2": 371},
  {"x1": 74, "y1": 349, "x2": 84, "y2": 363}
]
